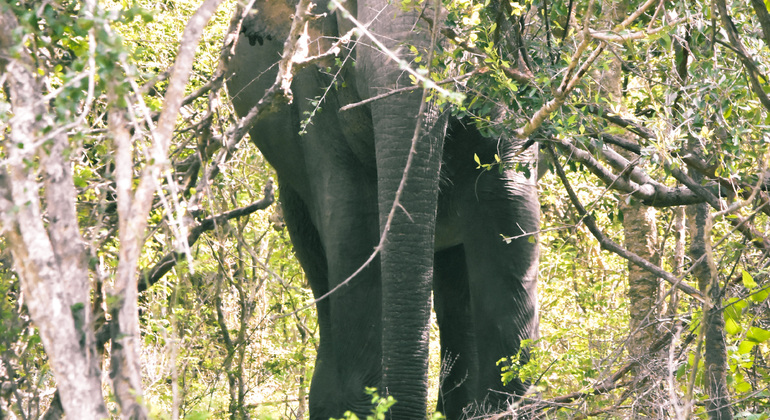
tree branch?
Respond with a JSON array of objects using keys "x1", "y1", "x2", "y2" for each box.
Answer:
[
  {"x1": 580, "y1": 104, "x2": 770, "y2": 250},
  {"x1": 140, "y1": 180, "x2": 274, "y2": 292},
  {"x1": 749, "y1": 0, "x2": 770, "y2": 49},
  {"x1": 714, "y1": 0, "x2": 770, "y2": 112},
  {"x1": 546, "y1": 146, "x2": 706, "y2": 302},
  {"x1": 542, "y1": 136, "x2": 709, "y2": 207}
]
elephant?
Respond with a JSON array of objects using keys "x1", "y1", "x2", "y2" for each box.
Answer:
[{"x1": 226, "y1": 0, "x2": 540, "y2": 418}]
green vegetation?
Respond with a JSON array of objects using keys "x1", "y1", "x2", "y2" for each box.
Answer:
[{"x1": 0, "y1": 0, "x2": 768, "y2": 418}]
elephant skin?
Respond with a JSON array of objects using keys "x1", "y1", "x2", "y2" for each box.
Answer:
[{"x1": 226, "y1": 1, "x2": 540, "y2": 418}]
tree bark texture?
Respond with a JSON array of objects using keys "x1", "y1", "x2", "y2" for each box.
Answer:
[
  {"x1": 594, "y1": 5, "x2": 663, "y2": 416},
  {"x1": 686, "y1": 148, "x2": 732, "y2": 419},
  {"x1": 0, "y1": 9, "x2": 108, "y2": 420}
]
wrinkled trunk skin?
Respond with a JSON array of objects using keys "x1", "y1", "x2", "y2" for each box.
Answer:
[{"x1": 355, "y1": 2, "x2": 444, "y2": 416}]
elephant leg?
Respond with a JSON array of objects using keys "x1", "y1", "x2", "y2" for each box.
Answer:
[
  {"x1": 277, "y1": 185, "x2": 340, "y2": 417},
  {"x1": 457, "y1": 177, "x2": 540, "y2": 413},
  {"x1": 290, "y1": 77, "x2": 382, "y2": 418},
  {"x1": 433, "y1": 245, "x2": 477, "y2": 419},
  {"x1": 316, "y1": 189, "x2": 381, "y2": 418}
]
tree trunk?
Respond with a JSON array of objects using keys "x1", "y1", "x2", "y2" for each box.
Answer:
[
  {"x1": 0, "y1": 9, "x2": 108, "y2": 419},
  {"x1": 595, "y1": 5, "x2": 663, "y2": 416},
  {"x1": 685, "y1": 139, "x2": 732, "y2": 420}
]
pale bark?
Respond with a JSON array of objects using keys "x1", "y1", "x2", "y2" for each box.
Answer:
[
  {"x1": 0, "y1": 9, "x2": 107, "y2": 420},
  {"x1": 107, "y1": 1, "x2": 227, "y2": 417}
]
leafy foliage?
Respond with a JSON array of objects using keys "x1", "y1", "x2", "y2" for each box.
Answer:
[{"x1": 1, "y1": 0, "x2": 769, "y2": 417}]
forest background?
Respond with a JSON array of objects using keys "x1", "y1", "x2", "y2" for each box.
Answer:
[{"x1": 0, "y1": 0, "x2": 769, "y2": 418}]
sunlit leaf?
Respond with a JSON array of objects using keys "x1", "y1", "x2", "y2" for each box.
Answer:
[
  {"x1": 725, "y1": 317, "x2": 741, "y2": 336},
  {"x1": 742, "y1": 270, "x2": 757, "y2": 289},
  {"x1": 747, "y1": 327, "x2": 770, "y2": 343}
]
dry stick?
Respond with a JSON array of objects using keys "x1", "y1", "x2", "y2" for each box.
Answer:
[
  {"x1": 545, "y1": 145, "x2": 706, "y2": 302},
  {"x1": 339, "y1": 72, "x2": 475, "y2": 112}
]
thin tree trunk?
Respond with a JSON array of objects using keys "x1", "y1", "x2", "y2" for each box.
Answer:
[
  {"x1": 685, "y1": 139, "x2": 732, "y2": 419},
  {"x1": 0, "y1": 9, "x2": 108, "y2": 419},
  {"x1": 595, "y1": 5, "x2": 663, "y2": 416}
]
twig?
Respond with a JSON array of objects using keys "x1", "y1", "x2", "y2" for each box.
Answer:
[{"x1": 339, "y1": 72, "x2": 475, "y2": 112}]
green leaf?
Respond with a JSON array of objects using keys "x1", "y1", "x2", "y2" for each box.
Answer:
[
  {"x1": 723, "y1": 104, "x2": 732, "y2": 119},
  {"x1": 724, "y1": 303, "x2": 742, "y2": 322},
  {"x1": 742, "y1": 270, "x2": 757, "y2": 289},
  {"x1": 747, "y1": 327, "x2": 770, "y2": 343},
  {"x1": 737, "y1": 341, "x2": 755, "y2": 356},
  {"x1": 725, "y1": 317, "x2": 741, "y2": 336},
  {"x1": 750, "y1": 288, "x2": 769, "y2": 303},
  {"x1": 735, "y1": 381, "x2": 752, "y2": 393}
]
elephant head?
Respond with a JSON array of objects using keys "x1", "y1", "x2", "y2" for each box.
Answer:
[{"x1": 226, "y1": 0, "x2": 540, "y2": 418}]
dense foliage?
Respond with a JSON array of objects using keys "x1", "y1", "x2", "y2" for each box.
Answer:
[{"x1": 0, "y1": 0, "x2": 768, "y2": 418}]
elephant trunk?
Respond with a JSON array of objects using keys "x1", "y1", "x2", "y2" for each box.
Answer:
[
  {"x1": 355, "y1": 1, "x2": 445, "y2": 417},
  {"x1": 378, "y1": 105, "x2": 443, "y2": 418}
]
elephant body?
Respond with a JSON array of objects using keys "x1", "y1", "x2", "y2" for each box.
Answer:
[{"x1": 227, "y1": 1, "x2": 539, "y2": 418}]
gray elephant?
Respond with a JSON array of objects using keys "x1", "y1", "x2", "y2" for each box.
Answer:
[{"x1": 226, "y1": 0, "x2": 539, "y2": 418}]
